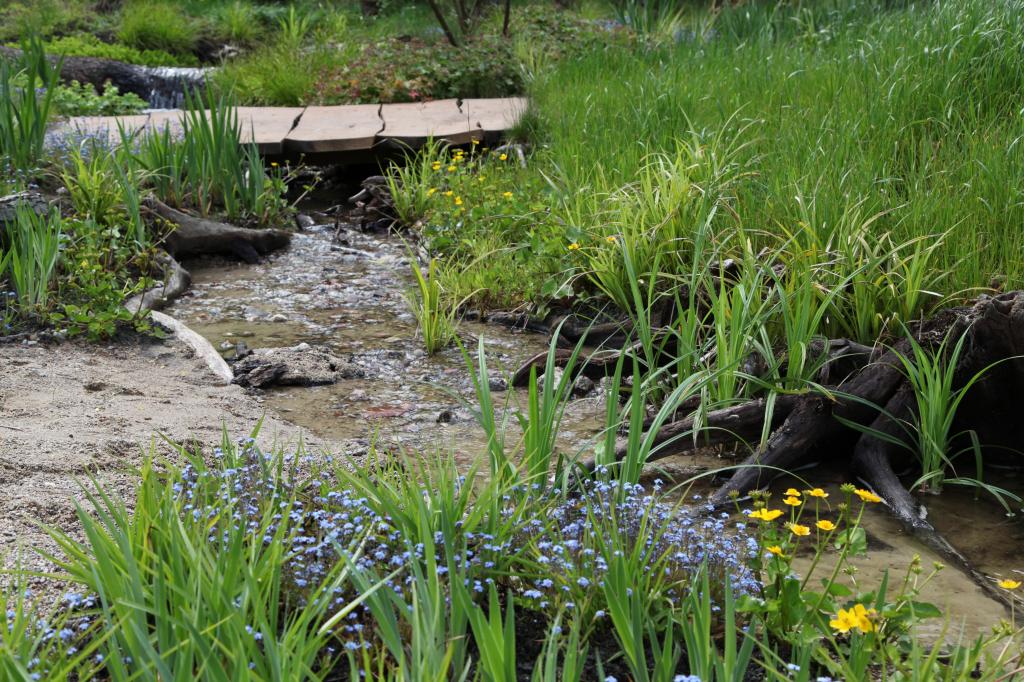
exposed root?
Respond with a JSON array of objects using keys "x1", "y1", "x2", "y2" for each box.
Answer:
[
  {"x1": 145, "y1": 198, "x2": 291, "y2": 263},
  {"x1": 567, "y1": 292, "x2": 1024, "y2": 612},
  {"x1": 125, "y1": 251, "x2": 191, "y2": 313}
]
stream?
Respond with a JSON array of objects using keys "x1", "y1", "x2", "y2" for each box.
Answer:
[{"x1": 168, "y1": 217, "x2": 1023, "y2": 641}]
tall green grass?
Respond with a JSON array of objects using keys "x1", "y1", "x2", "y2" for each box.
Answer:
[
  {"x1": 131, "y1": 91, "x2": 291, "y2": 226},
  {"x1": 0, "y1": 37, "x2": 59, "y2": 183},
  {"x1": 4, "y1": 204, "x2": 62, "y2": 314},
  {"x1": 528, "y1": 0, "x2": 1024, "y2": 296},
  {"x1": 405, "y1": 256, "x2": 461, "y2": 354}
]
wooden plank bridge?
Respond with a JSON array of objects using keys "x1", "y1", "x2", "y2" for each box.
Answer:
[{"x1": 59, "y1": 97, "x2": 526, "y2": 158}]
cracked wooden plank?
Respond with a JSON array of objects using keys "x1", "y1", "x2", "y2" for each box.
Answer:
[
  {"x1": 235, "y1": 107, "x2": 306, "y2": 155},
  {"x1": 59, "y1": 98, "x2": 525, "y2": 156},
  {"x1": 462, "y1": 97, "x2": 528, "y2": 136},
  {"x1": 55, "y1": 113, "x2": 151, "y2": 144},
  {"x1": 283, "y1": 104, "x2": 383, "y2": 154},
  {"x1": 378, "y1": 98, "x2": 475, "y2": 147}
]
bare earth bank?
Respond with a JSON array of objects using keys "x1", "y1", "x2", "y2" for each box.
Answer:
[{"x1": 0, "y1": 336, "x2": 339, "y2": 585}]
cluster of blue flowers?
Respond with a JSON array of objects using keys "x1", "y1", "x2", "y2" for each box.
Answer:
[
  {"x1": 0, "y1": 590, "x2": 100, "y2": 680},
  {"x1": 512, "y1": 475, "x2": 760, "y2": 613},
  {"x1": 174, "y1": 441, "x2": 513, "y2": 646},
  {"x1": 174, "y1": 442, "x2": 765, "y2": 645}
]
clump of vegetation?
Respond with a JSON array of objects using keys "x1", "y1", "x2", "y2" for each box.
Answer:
[
  {"x1": 404, "y1": 255, "x2": 461, "y2": 354},
  {"x1": 216, "y1": 4, "x2": 622, "y2": 106},
  {"x1": 0, "y1": 38, "x2": 59, "y2": 187},
  {"x1": 39, "y1": 34, "x2": 198, "y2": 67},
  {"x1": 52, "y1": 80, "x2": 148, "y2": 117},
  {"x1": 118, "y1": 0, "x2": 198, "y2": 56},
  {"x1": 386, "y1": 142, "x2": 568, "y2": 311}
]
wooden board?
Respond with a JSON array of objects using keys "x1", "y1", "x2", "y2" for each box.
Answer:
[
  {"x1": 283, "y1": 104, "x2": 382, "y2": 154},
  {"x1": 146, "y1": 110, "x2": 187, "y2": 138},
  {"x1": 58, "y1": 98, "x2": 524, "y2": 157},
  {"x1": 462, "y1": 97, "x2": 527, "y2": 135},
  {"x1": 378, "y1": 99, "x2": 474, "y2": 147},
  {"x1": 236, "y1": 107, "x2": 304, "y2": 155},
  {"x1": 56, "y1": 114, "x2": 151, "y2": 144}
]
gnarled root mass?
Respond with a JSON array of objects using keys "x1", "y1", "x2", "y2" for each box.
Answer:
[
  {"x1": 565, "y1": 292, "x2": 1024, "y2": 608},
  {"x1": 130, "y1": 198, "x2": 291, "y2": 313}
]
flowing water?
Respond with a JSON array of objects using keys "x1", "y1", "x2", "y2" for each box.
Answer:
[
  {"x1": 169, "y1": 218, "x2": 1023, "y2": 640},
  {"x1": 140, "y1": 67, "x2": 209, "y2": 110}
]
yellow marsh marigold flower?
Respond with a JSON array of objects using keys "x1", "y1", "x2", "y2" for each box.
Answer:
[
  {"x1": 816, "y1": 519, "x2": 837, "y2": 532},
  {"x1": 432, "y1": 162, "x2": 442, "y2": 171},
  {"x1": 748, "y1": 508, "x2": 784, "y2": 522},
  {"x1": 998, "y1": 579, "x2": 1022, "y2": 590},
  {"x1": 499, "y1": 153, "x2": 508, "y2": 161},
  {"x1": 427, "y1": 188, "x2": 437, "y2": 196},
  {"x1": 503, "y1": 191, "x2": 513, "y2": 199},
  {"x1": 789, "y1": 523, "x2": 810, "y2": 537},
  {"x1": 784, "y1": 488, "x2": 801, "y2": 497},
  {"x1": 454, "y1": 196, "x2": 463, "y2": 206},
  {"x1": 830, "y1": 604, "x2": 877, "y2": 634},
  {"x1": 270, "y1": 161, "x2": 279, "y2": 167},
  {"x1": 854, "y1": 488, "x2": 882, "y2": 503},
  {"x1": 444, "y1": 190, "x2": 453, "y2": 197},
  {"x1": 568, "y1": 242, "x2": 580, "y2": 251},
  {"x1": 808, "y1": 488, "x2": 828, "y2": 499},
  {"x1": 606, "y1": 235, "x2": 617, "y2": 243},
  {"x1": 447, "y1": 165, "x2": 457, "y2": 172},
  {"x1": 783, "y1": 496, "x2": 801, "y2": 507},
  {"x1": 766, "y1": 545, "x2": 783, "y2": 557}
]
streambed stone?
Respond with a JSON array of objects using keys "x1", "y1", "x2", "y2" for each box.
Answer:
[{"x1": 232, "y1": 343, "x2": 364, "y2": 388}]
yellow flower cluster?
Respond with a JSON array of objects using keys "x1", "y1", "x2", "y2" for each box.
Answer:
[
  {"x1": 749, "y1": 508, "x2": 784, "y2": 522},
  {"x1": 998, "y1": 578, "x2": 1022, "y2": 590},
  {"x1": 854, "y1": 488, "x2": 882, "y2": 503},
  {"x1": 789, "y1": 523, "x2": 810, "y2": 537},
  {"x1": 830, "y1": 604, "x2": 877, "y2": 634}
]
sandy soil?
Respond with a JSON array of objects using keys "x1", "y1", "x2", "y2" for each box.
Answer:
[{"x1": 0, "y1": 335, "x2": 339, "y2": 585}]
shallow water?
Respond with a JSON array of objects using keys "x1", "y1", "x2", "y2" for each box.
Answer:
[
  {"x1": 169, "y1": 221, "x2": 1023, "y2": 639},
  {"x1": 171, "y1": 223, "x2": 605, "y2": 469}
]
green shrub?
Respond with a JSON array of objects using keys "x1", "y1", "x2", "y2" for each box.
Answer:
[
  {"x1": 118, "y1": 0, "x2": 197, "y2": 56},
  {"x1": 52, "y1": 80, "x2": 148, "y2": 117},
  {"x1": 41, "y1": 34, "x2": 198, "y2": 67},
  {"x1": 216, "y1": 5, "x2": 616, "y2": 106},
  {"x1": 208, "y1": 0, "x2": 264, "y2": 46},
  {"x1": 0, "y1": 0, "x2": 95, "y2": 43}
]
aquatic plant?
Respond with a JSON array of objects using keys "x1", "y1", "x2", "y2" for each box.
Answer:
[
  {"x1": 4, "y1": 204, "x2": 62, "y2": 314},
  {"x1": 0, "y1": 37, "x2": 59, "y2": 181},
  {"x1": 405, "y1": 255, "x2": 461, "y2": 354}
]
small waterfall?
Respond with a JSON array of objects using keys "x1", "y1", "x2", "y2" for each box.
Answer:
[{"x1": 139, "y1": 66, "x2": 210, "y2": 110}]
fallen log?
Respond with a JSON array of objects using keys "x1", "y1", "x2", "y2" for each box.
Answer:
[
  {"x1": 145, "y1": 198, "x2": 291, "y2": 263},
  {"x1": 0, "y1": 46, "x2": 204, "y2": 103}
]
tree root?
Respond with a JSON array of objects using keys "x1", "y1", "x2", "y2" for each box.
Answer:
[
  {"x1": 125, "y1": 251, "x2": 191, "y2": 313},
  {"x1": 149, "y1": 310, "x2": 233, "y2": 385},
  {"x1": 577, "y1": 292, "x2": 1024, "y2": 611},
  {"x1": 145, "y1": 198, "x2": 291, "y2": 263}
]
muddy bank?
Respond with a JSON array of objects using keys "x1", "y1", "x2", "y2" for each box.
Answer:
[{"x1": 0, "y1": 335, "x2": 342, "y2": 585}]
